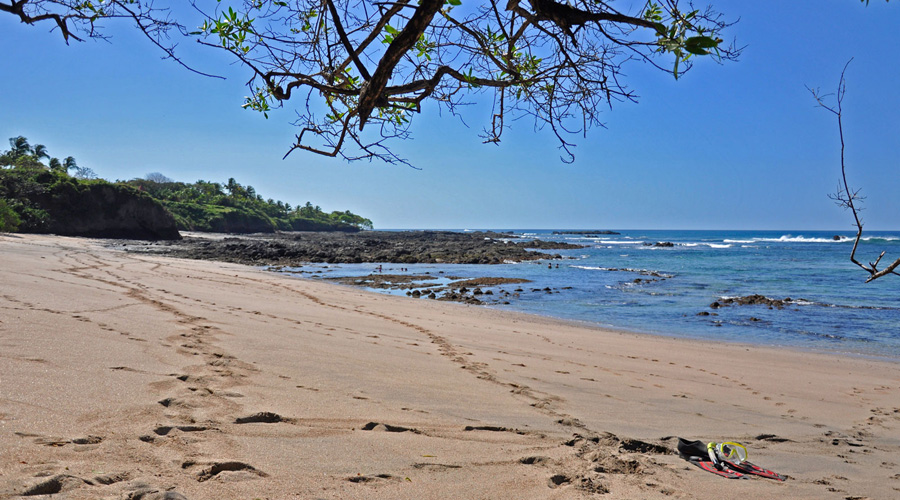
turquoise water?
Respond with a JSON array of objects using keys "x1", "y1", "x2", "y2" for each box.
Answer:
[{"x1": 283, "y1": 230, "x2": 900, "y2": 360}]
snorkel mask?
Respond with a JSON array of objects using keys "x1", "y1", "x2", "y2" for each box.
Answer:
[{"x1": 707, "y1": 441, "x2": 748, "y2": 466}]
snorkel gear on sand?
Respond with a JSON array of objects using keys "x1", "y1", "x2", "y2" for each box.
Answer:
[{"x1": 677, "y1": 437, "x2": 786, "y2": 481}]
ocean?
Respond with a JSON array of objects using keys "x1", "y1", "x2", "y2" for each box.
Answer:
[{"x1": 274, "y1": 230, "x2": 900, "y2": 361}]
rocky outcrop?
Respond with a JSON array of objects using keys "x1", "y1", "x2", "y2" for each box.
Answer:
[
  {"x1": 46, "y1": 183, "x2": 180, "y2": 240},
  {"x1": 522, "y1": 239, "x2": 586, "y2": 250},
  {"x1": 552, "y1": 230, "x2": 621, "y2": 235},
  {"x1": 1, "y1": 169, "x2": 180, "y2": 240},
  {"x1": 120, "y1": 231, "x2": 586, "y2": 265},
  {"x1": 709, "y1": 295, "x2": 797, "y2": 310}
]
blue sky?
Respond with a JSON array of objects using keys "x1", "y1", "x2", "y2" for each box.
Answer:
[{"x1": 2, "y1": 1, "x2": 898, "y2": 230}]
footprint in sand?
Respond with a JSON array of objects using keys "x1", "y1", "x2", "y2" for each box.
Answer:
[
  {"x1": 361, "y1": 422, "x2": 421, "y2": 433},
  {"x1": 153, "y1": 425, "x2": 213, "y2": 436},
  {"x1": 348, "y1": 473, "x2": 401, "y2": 483},
  {"x1": 19, "y1": 475, "x2": 92, "y2": 496},
  {"x1": 183, "y1": 461, "x2": 268, "y2": 482},
  {"x1": 234, "y1": 412, "x2": 291, "y2": 424}
]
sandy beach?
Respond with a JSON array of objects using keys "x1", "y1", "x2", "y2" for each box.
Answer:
[{"x1": 1, "y1": 234, "x2": 898, "y2": 499}]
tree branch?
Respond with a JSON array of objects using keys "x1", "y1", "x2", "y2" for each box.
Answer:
[
  {"x1": 810, "y1": 59, "x2": 900, "y2": 282},
  {"x1": 1, "y1": 0, "x2": 82, "y2": 42},
  {"x1": 357, "y1": 0, "x2": 444, "y2": 128}
]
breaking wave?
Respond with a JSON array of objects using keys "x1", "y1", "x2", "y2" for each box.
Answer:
[{"x1": 723, "y1": 235, "x2": 900, "y2": 244}]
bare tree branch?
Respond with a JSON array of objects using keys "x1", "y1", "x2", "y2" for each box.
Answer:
[
  {"x1": 2, "y1": 0, "x2": 222, "y2": 78},
  {"x1": 809, "y1": 59, "x2": 900, "y2": 282}
]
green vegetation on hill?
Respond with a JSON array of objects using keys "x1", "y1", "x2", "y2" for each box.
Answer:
[
  {"x1": 1, "y1": 135, "x2": 373, "y2": 237},
  {"x1": 0, "y1": 149, "x2": 180, "y2": 239},
  {"x1": 123, "y1": 176, "x2": 373, "y2": 233},
  {"x1": 0, "y1": 198, "x2": 20, "y2": 232}
]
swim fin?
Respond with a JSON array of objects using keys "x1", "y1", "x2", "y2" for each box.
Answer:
[
  {"x1": 723, "y1": 460, "x2": 786, "y2": 481},
  {"x1": 685, "y1": 457, "x2": 748, "y2": 479}
]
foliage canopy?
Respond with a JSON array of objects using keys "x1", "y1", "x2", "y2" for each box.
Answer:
[
  {"x1": 126, "y1": 176, "x2": 374, "y2": 232},
  {"x1": 3, "y1": 0, "x2": 740, "y2": 164}
]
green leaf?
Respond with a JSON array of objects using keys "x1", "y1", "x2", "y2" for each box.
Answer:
[
  {"x1": 447, "y1": 0, "x2": 462, "y2": 5},
  {"x1": 684, "y1": 36, "x2": 718, "y2": 55},
  {"x1": 686, "y1": 35, "x2": 719, "y2": 49},
  {"x1": 652, "y1": 22, "x2": 667, "y2": 38}
]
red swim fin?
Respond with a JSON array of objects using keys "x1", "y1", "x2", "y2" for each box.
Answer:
[
  {"x1": 687, "y1": 458, "x2": 748, "y2": 479},
  {"x1": 724, "y1": 460, "x2": 786, "y2": 481}
]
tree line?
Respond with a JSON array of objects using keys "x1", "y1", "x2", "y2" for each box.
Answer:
[
  {"x1": 125, "y1": 174, "x2": 373, "y2": 232},
  {"x1": 1, "y1": 136, "x2": 372, "y2": 233}
]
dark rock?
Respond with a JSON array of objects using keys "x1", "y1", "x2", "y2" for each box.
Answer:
[
  {"x1": 521, "y1": 239, "x2": 585, "y2": 250},
  {"x1": 715, "y1": 294, "x2": 791, "y2": 309},
  {"x1": 451, "y1": 277, "x2": 531, "y2": 287},
  {"x1": 129, "y1": 231, "x2": 584, "y2": 265},
  {"x1": 552, "y1": 230, "x2": 620, "y2": 235}
]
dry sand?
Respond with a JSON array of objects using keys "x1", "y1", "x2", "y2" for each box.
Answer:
[{"x1": 1, "y1": 233, "x2": 898, "y2": 499}]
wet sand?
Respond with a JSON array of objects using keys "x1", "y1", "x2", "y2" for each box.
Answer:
[{"x1": 1, "y1": 234, "x2": 898, "y2": 499}]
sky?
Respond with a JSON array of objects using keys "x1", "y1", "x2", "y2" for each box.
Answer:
[{"x1": 2, "y1": 1, "x2": 898, "y2": 230}]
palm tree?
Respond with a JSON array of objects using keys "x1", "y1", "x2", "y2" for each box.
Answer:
[
  {"x1": 8, "y1": 136, "x2": 32, "y2": 158},
  {"x1": 49, "y1": 157, "x2": 64, "y2": 173},
  {"x1": 32, "y1": 144, "x2": 50, "y2": 161},
  {"x1": 63, "y1": 156, "x2": 78, "y2": 173}
]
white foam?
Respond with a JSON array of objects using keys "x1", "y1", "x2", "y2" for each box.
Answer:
[
  {"x1": 756, "y1": 235, "x2": 849, "y2": 243},
  {"x1": 720, "y1": 235, "x2": 891, "y2": 244},
  {"x1": 572, "y1": 266, "x2": 672, "y2": 277}
]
